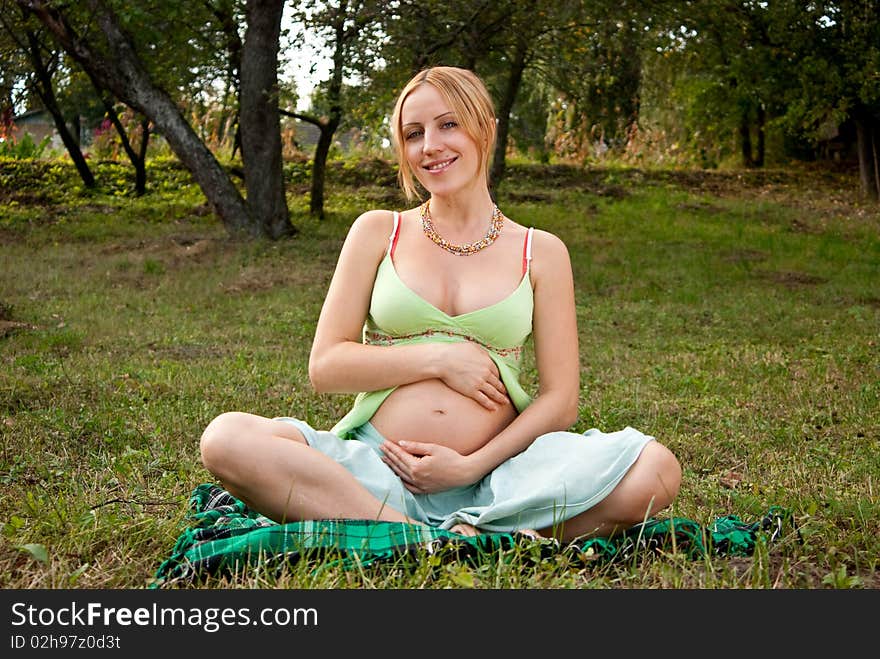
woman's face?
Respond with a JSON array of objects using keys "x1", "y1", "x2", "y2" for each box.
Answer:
[{"x1": 399, "y1": 84, "x2": 483, "y2": 197}]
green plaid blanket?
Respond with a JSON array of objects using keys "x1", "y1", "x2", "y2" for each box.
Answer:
[{"x1": 151, "y1": 483, "x2": 798, "y2": 588}]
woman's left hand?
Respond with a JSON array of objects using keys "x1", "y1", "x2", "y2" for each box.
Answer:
[{"x1": 379, "y1": 440, "x2": 473, "y2": 494}]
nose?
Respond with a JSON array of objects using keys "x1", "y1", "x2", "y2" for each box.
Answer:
[{"x1": 422, "y1": 126, "x2": 442, "y2": 154}]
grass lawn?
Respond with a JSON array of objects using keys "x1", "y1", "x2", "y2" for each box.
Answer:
[{"x1": 1, "y1": 158, "x2": 878, "y2": 589}]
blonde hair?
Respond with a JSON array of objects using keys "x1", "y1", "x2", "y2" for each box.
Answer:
[{"x1": 390, "y1": 66, "x2": 497, "y2": 201}]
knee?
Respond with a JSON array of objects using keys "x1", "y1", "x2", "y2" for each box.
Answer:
[
  {"x1": 622, "y1": 442, "x2": 682, "y2": 523},
  {"x1": 199, "y1": 411, "x2": 249, "y2": 477},
  {"x1": 654, "y1": 443, "x2": 682, "y2": 507}
]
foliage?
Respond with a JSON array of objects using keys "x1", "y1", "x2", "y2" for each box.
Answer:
[
  {"x1": 537, "y1": 0, "x2": 647, "y2": 152},
  {"x1": 634, "y1": 1, "x2": 880, "y2": 172},
  {"x1": 0, "y1": 131, "x2": 50, "y2": 159},
  {"x1": 778, "y1": 1, "x2": 880, "y2": 141},
  {"x1": 5, "y1": 0, "x2": 879, "y2": 241},
  {"x1": 0, "y1": 155, "x2": 202, "y2": 202}
]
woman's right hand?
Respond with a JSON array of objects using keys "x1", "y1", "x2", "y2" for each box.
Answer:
[{"x1": 436, "y1": 342, "x2": 509, "y2": 410}]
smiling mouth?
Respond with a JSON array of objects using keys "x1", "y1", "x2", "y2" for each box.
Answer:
[{"x1": 423, "y1": 157, "x2": 457, "y2": 172}]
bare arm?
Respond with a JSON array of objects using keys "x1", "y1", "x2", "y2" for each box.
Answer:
[{"x1": 308, "y1": 209, "x2": 437, "y2": 392}]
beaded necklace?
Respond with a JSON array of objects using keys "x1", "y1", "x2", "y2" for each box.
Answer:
[{"x1": 420, "y1": 199, "x2": 504, "y2": 256}]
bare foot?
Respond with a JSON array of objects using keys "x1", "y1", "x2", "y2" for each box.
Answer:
[
  {"x1": 449, "y1": 524, "x2": 543, "y2": 539},
  {"x1": 450, "y1": 523, "x2": 480, "y2": 536},
  {"x1": 516, "y1": 529, "x2": 542, "y2": 540}
]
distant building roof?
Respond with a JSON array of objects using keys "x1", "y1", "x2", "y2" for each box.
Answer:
[{"x1": 12, "y1": 108, "x2": 53, "y2": 125}]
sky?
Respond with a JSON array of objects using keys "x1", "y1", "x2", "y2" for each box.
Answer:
[{"x1": 280, "y1": 9, "x2": 331, "y2": 112}]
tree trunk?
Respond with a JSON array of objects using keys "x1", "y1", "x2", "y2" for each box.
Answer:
[
  {"x1": 489, "y1": 37, "x2": 528, "y2": 191},
  {"x1": 22, "y1": 0, "x2": 259, "y2": 236},
  {"x1": 310, "y1": 121, "x2": 339, "y2": 219},
  {"x1": 101, "y1": 98, "x2": 148, "y2": 195},
  {"x1": 136, "y1": 117, "x2": 150, "y2": 195},
  {"x1": 755, "y1": 104, "x2": 766, "y2": 168},
  {"x1": 307, "y1": 1, "x2": 346, "y2": 219},
  {"x1": 854, "y1": 113, "x2": 879, "y2": 201},
  {"x1": 874, "y1": 121, "x2": 880, "y2": 201},
  {"x1": 739, "y1": 113, "x2": 754, "y2": 168},
  {"x1": 25, "y1": 30, "x2": 95, "y2": 188},
  {"x1": 280, "y1": 109, "x2": 337, "y2": 219},
  {"x1": 240, "y1": 0, "x2": 293, "y2": 239},
  {"x1": 69, "y1": 113, "x2": 81, "y2": 147}
]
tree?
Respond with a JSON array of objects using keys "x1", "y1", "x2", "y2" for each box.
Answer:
[
  {"x1": 20, "y1": 0, "x2": 296, "y2": 237},
  {"x1": 283, "y1": 0, "x2": 382, "y2": 219},
  {"x1": 784, "y1": 0, "x2": 880, "y2": 199},
  {"x1": 486, "y1": 1, "x2": 537, "y2": 189},
  {"x1": 670, "y1": 1, "x2": 796, "y2": 168},
  {"x1": 0, "y1": 5, "x2": 95, "y2": 186},
  {"x1": 641, "y1": 0, "x2": 878, "y2": 196},
  {"x1": 239, "y1": 0, "x2": 290, "y2": 236},
  {"x1": 537, "y1": 0, "x2": 661, "y2": 164},
  {"x1": 100, "y1": 99, "x2": 151, "y2": 195}
]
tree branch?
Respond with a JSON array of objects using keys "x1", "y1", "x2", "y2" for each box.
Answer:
[{"x1": 278, "y1": 107, "x2": 325, "y2": 127}]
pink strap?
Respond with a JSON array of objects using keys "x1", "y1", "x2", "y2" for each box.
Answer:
[
  {"x1": 522, "y1": 227, "x2": 534, "y2": 275},
  {"x1": 389, "y1": 211, "x2": 401, "y2": 258}
]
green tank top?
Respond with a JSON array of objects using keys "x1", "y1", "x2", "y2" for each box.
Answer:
[{"x1": 331, "y1": 212, "x2": 535, "y2": 438}]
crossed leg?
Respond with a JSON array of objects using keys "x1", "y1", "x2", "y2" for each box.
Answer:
[
  {"x1": 537, "y1": 441, "x2": 682, "y2": 543},
  {"x1": 200, "y1": 412, "x2": 681, "y2": 544},
  {"x1": 199, "y1": 411, "x2": 417, "y2": 525}
]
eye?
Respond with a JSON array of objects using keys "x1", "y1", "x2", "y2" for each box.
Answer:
[
  {"x1": 405, "y1": 128, "x2": 423, "y2": 141},
  {"x1": 441, "y1": 120, "x2": 458, "y2": 129}
]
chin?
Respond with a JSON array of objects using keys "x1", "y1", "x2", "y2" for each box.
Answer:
[{"x1": 416, "y1": 175, "x2": 473, "y2": 197}]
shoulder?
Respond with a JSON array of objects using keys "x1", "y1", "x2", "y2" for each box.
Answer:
[
  {"x1": 348, "y1": 208, "x2": 396, "y2": 237},
  {"x1": 530, "y1": 229, "x2": 571, "y2": 264},
  {"x1": 529, "y1": 229, "x2": 573, "y2": 285},
  {"x1": 342, "y1": 209, "x2": 396, "y2": 254}
]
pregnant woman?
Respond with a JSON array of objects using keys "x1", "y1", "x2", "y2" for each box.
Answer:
[{"x1": 199, "y1": 66, "x2": 681, "y2": 542}]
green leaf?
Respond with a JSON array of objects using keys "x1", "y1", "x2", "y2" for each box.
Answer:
[
  {"x1": 68, "y1": 564, "x2": 90, "y2": 586},
  {"x1": 18, "y1": 543, "x2": 48, "y2": 563},
  {"x1": 449, "y1": 569, "x2": 475, "y2": 588}
]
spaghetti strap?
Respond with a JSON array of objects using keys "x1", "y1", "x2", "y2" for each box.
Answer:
[
  {"x1": 389, "y1": 211, "x2": 401, "y2": 258},
  {"x1": 522, "y1": 227, "x2": 534, "y2": 275}
]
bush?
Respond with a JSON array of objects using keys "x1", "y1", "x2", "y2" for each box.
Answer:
[{"x1": 0, "y1": 133, "x2": 51, "y2": 160}]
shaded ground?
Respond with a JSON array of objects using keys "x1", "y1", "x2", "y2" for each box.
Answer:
[
  {"x1": 502, "y1": 160, "x2": 869, "y2": 214},
  {"x1": 0, "y1": 155, "x2": 869, "y2": 208}
]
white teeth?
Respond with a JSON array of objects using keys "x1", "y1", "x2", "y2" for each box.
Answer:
[{"x1": 426, "y1": 159, "x2": 453, "y2": 171}]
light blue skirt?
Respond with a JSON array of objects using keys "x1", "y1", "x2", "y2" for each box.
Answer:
[{"x1": 275, "y1": 417, "x2": 654, "y2": 533}]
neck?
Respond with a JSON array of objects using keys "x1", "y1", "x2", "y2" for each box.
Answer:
[{"x1": 426, "y1": 183, "x2": 495, "y2": 229}]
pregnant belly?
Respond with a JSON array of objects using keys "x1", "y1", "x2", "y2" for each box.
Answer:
[{"x1": 369, "y1": 379, "x2": 517, "y2": 455}]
